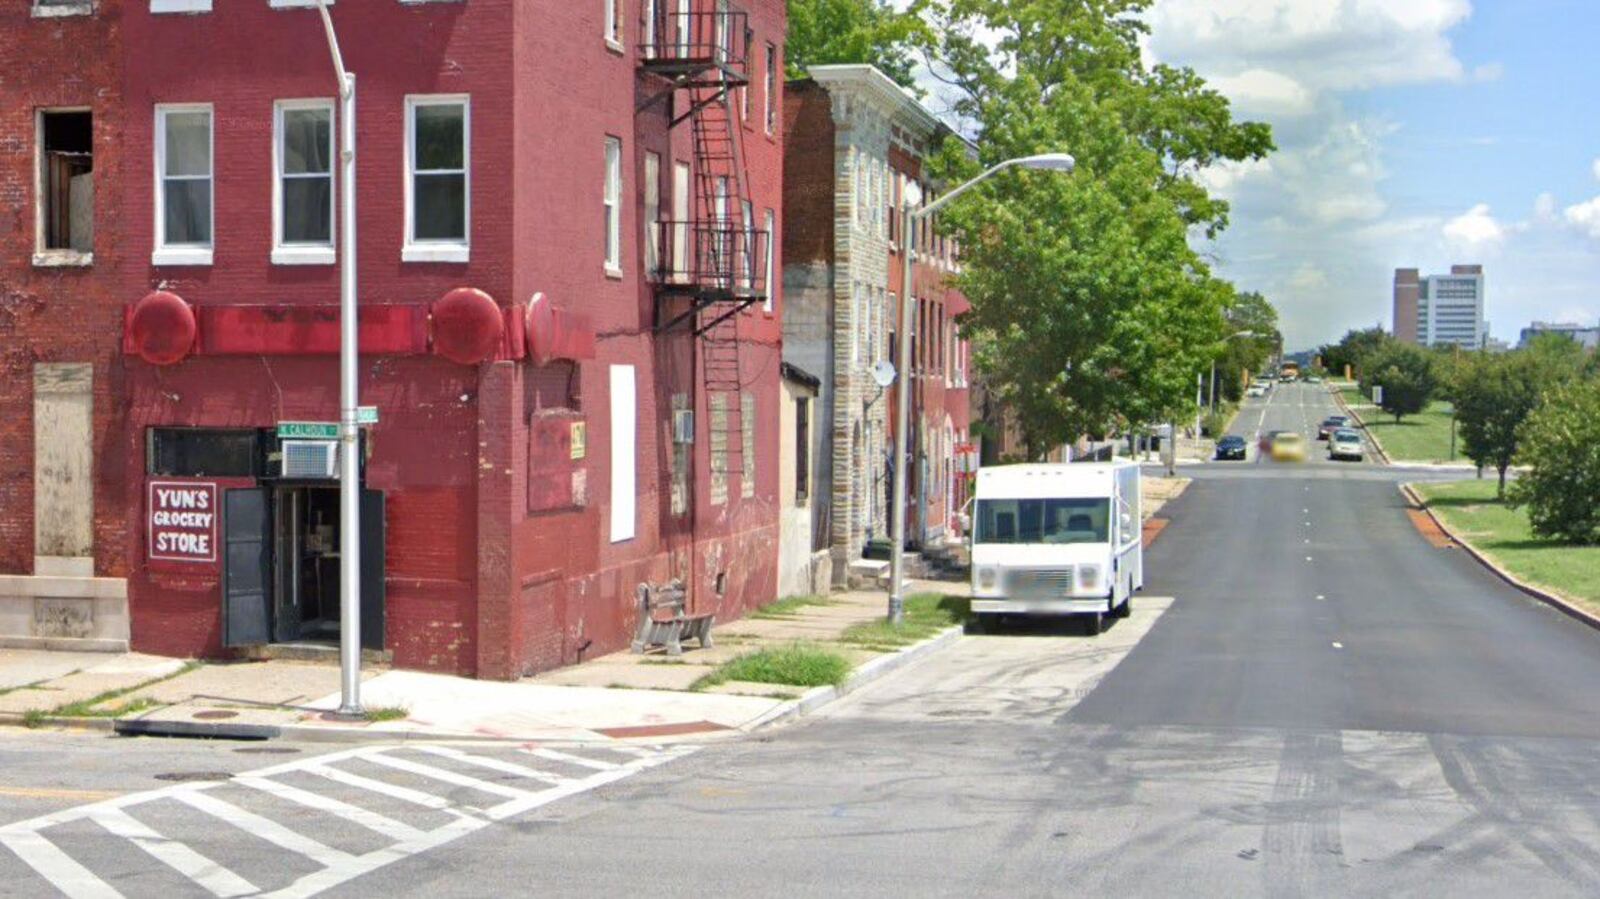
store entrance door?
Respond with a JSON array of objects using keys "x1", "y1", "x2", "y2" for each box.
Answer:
[{"x1": 221, "y1": 486, "x2": 385, "y2": 650}]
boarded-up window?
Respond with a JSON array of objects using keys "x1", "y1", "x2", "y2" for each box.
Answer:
[
  {"x1": 740, "y1": 393, "x2": 756, "y2": 499},
  {"x1": 671, "y1": 393, "x2": 690, "y2": 516},
  {"x1": 709, "y1": 393, "x2": 729, "y2": 506},
  {"x1": 609, "y1": 365, "x2": 636, "y2": 542},
  {"x1": 795, "y1": 396, "x2": 810, "y2": 504}
]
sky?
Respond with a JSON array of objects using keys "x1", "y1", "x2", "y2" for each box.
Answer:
[
  {"x1": 899, "y1": 0, "x2": 1600, "y2": 351},
  {"x1": 1144, "y1": 0, "x2": 1600, "y2": 350}
]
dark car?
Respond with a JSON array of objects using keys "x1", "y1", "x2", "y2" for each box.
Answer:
[
  {"x1": 1258, "y1": 429, "x2": 1285, "y2": 453},
  {"x1": 1215, "y1": 435, "x2": 1248, "y2": 461},
  {"x1": 1317, "y1": 415, "x2": 1349, "y2": 440}
]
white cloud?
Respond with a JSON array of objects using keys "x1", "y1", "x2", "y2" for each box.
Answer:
[
  {"x1": 1564, "y1": 197, "x2": 1600, "y2": 241},
  {"x1": 1443, "y1": 204, "x2": 1508, "y2": 253},
  {"x1": 1207, "y1": 69, "x2": 1315, "y2": 117},
  {"x1": 1592, "y1": 158, "x2": 1600, "y2": 182}
]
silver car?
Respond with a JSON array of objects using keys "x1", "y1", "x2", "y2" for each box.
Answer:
[{"x1": 1329, "y1": 428, "x2": 1364, "y2": 461}]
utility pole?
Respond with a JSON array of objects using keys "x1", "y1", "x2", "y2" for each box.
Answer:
[{"x1": 314, "y1": 0, "x2": 363, "y2": 718}]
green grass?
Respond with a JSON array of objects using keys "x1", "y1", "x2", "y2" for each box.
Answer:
[
  {"x1": 362, "y1": 706, "x2": 409, "y2": 723},
  {"x1": 691, "y1": 643, "x2": 852, "y2": 691},
  {"x1": 46, "y1": 660, "x2": 200, "y2": 719},
  {"x1": 838, "y1": 592, "x2": 970, "y2": 649},
  {"x1": 751, "y1": 594, "x2": 836, "y2": 620},
  {"x1": 1415, "y1": 479, "x2": 1600, "y2": 613},
  {"x1": 1362, "y1": 401, "x2": 1459, "y2": 463}
]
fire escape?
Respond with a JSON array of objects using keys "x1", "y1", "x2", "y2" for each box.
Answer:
[{"x1": 639, "y1": 1, "x2": 769, "y2": 483}]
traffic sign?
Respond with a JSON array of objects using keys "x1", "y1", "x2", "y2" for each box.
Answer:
[
  {"x1": 357, "y1": 406, "x2": 379, "y2": 425},
  {"x1": 278, "y1": 422, "x2": 338, "y2": 439}
]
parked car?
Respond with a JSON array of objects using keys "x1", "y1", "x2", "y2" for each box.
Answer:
[
  {"x1": 1306, "y1": 375, "x2": 1323, "y2": 384},
  {"x1": 1317, "y1": 416, "x2": 1350, "y2": 440},
  {"x1": 1258, "y1": 429, "x2": 1285, "y2": 453},
  {"x1": 1270, "y1": 432, "x2": 1308, "y2": 462},
  {"x1": 1246, "y1": 384, "x2": 1266, "y2": 398},
  {"x1": 1215, "y1": 435, "x2": 1248, "y2": 461},
  {"x1": 1329, "y1": 428, "x2": 1364, "y2": 461}
]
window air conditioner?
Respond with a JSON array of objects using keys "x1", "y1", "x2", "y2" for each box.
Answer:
[
  {"x1": 282, "y1": 440, "x2": 339, "y2": 479},
  {"x1": 673, "y1": 410, "x2": 695, "y2": 445}
]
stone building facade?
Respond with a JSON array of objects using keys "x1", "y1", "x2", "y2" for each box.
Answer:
[{"x1": 782, "y1": 65, "x2": 945, "y2": 582}]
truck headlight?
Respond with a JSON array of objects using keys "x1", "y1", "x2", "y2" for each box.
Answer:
[
  {"x1": 1077, "y1": 565, "x2": 1101, "y2": 591},
  {"x1": 977, "y1": 566, "x2": 998, "y2": 589}
]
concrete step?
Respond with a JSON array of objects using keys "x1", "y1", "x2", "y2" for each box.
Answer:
[{"x1": 846, "y1": 559, "x2": 890, "y2": 591}]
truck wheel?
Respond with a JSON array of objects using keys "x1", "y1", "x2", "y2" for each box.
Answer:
[
  {"x1": 966, "y1": 614, "x2": 988, "y2": 635},
  {"x1": 1084, "y1": 612, "x2": 1103, "y2": 636},
  {"x1": 1114, "y1": 596, "x2": 1132, "y2": 619}
]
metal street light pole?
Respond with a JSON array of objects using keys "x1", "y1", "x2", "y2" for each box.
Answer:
[
  {"x1": 888, "y1": 153, "x2": 1075, "y2": 624},
  {"x1": 313, "y1": 0, "x2": 362, "y2": 718}
]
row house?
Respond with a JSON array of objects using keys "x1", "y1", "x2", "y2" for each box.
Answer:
[
  {"x1": 0, "y1": 0, "x2": 786, "y2": 679},
  {"x1": 781, "y1": 64, "x2": 970, "y2": 588}
]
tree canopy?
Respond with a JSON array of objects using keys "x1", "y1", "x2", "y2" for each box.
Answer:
[
  {"x1": 1454, "y1": 351, "x2": 1574, "y2": 496},
  {"x1": 921, "y1": 0, "x2": 1274, "y2": 453},
  {"x1": 785, "y1": 0, "x2": 927, "y2": 89},
  {"x1": 1361, "y1": 342, "x2": 1437, "y2": 423}
]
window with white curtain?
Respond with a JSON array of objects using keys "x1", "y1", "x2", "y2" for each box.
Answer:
[
  {"x1": 154, "y1": 104, "x2": 213, "y2": 266},
  {"x1": 273, "y1": 100, "x2": 333, "y2": 265},
  {"x1": 604, "y1": 136, "x2": 622, "y2": 273}
]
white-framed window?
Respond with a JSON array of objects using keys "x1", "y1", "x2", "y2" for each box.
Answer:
[
  {"x1": 762, "y1": 207, "x2": 774, "y2": 312},
  {"x1": 764, "y1": 43, "x2": 777, "y2": 135},
  {"x1": 153, "y1": 103, "x2": 214, "y2": 267},
  {"x1": 604, "y1": 135, "x2": 623, "y2": 275},
  {"x1": 644, "y1": 151, "x2": 661, "y2": 278},
  {"x1": 672, "y1": 160, "x2": 690, "y2": 282},
  {"x1": 644, "y1": 0, "x2": 658, "y2": 58},
  {"x1": 604, "y1": 0, "x2": 621, "y2": 49},
  {"x1": 272, "y1": 99, "x2": 334, "y2": 266},
  {"x1": 268, "y1": 0, "x2": 331, "y2": 8},
  {"x1": 34, "y1": 107, "x2": 94, "y2": 267},
  {"x1": 403, "y1": 95, "x2": 469, "y2": 263},
  {"x1": 675, "y1": 0, "x2": 690, "y2": 57},
  {"x1": 740, "y1": 199, "x2": 754, "y2": 288},
  {"x1": 150, "y1": 0, "x2": 210, "y2": 13}
]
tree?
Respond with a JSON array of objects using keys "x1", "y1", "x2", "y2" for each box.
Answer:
[
  {"x1": 1362, "y1": 343, "x2": 1436, "y2": 422},
  {"x1": 1509, "y1": 378, "x2": 1600, "y2": 544},
  {"x1": 785, "y1": 0, "x2": 928, "y2": 89},
  {"x1": 1319, "y1": 326, "x2": 1391, "y2": 380},
  {"x1": 1214, "y1": 290, "x2": 1281, "y2": 402},
  {"x1": 1454, "y1": 351, "x2": 1575, "y2": 497},
  {"x1": 923, "y1": 0, "x2": 1274, "y2": 450}
]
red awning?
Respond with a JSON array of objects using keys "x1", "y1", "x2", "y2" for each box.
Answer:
[{"x1": 525, "y1": 293, "x2": 596, "y2": 365}]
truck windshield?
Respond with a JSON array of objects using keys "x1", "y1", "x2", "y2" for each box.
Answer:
[{"x1": 976, "y1": 498, "x2": 1110, "y2": 545}]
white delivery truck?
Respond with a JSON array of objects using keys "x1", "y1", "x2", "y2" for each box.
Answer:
[{"x1": 969, "y1": 461, "x2": 1143, "y2": 635}]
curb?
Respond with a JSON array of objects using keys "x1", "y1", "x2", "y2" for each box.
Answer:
[
  {"x1": 0, "y1": 714, "x2": 115, "y2": 734},
  {"x1": 1330, "y1": 385, "x2": 1392, "y2": 465},
  {"x1": 741, "y1": 625, "x2": 966, "y2": 732},
  {"x1": 1400, "y1": 483, "x2": 1600, "y2": 633}
]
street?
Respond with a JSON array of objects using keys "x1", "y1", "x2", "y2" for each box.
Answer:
[{"x1": 4, "y1": 383, "x2": 1600, "y2": 897}]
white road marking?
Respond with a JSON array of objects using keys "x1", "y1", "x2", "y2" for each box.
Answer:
[
  {"x1": 0, "y1": 743, "x2": 692, "y2": 899},
  {"x1": 1332, "y1": 642, "x2": 1345, "y2": 650},
  {"x1": 361, "y1": 752, "x2": 535, "y2": 801},
  {"x1": 1306, "y1": 556, "x2": 1314, "y2": 562},
  {"x1": 302, "y1": 763, "x2": 454, "y2": 809},
  {"x1": 521, "y1": 747, "x2": 621, "y2": 771},
  {"x1": 234, "y1": 774, "x2": 425, "y2": 843},
  {"x1": 0, "y1": 830, "x2": 121, "y2": 899},
  {"x1": 175, "y1": 791, "x2": 356, "y2": 869},
  {"x1": 89, "y1": 807, "x2": 258, "y2": 898},
  {"x1": 1316, "y1": 595, "x2": 1326, "y2": 601}
]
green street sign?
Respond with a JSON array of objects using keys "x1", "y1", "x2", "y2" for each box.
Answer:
[
  {"x1": 278, "y1": 422, "x2": 338, "y2": 440},
  {"x1": 357, "y1": 406, "x2": 379, "y2": 425}
]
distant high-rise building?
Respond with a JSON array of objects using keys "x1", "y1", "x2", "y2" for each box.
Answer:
[
  {"x1": 1519, "y1": 321, "x2": 1600, "y2": 350},
  {"x1": 1393, "y1": 265, "x2": 1487, "y2": 349}
]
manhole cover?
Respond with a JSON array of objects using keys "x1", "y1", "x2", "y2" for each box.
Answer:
[
  {"x1": 192, "y1": 710, "x2": 239, "y2": 721},
  {"x1": 154, "y1": 772, "x2": 234, "y2": 783}
]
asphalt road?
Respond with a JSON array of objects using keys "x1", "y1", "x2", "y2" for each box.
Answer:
[{"x1": 3, "y1": 381, "x2": 1599, "y2": 897}]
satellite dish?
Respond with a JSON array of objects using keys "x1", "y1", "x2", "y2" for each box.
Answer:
[{"x1": 871, "y1": 360, "x2": 898, "y2": 388}]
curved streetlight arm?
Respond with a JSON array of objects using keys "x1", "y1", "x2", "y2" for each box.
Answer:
[{"x1": 915, "y1": 154, "x2": 1076, "y2": 222}]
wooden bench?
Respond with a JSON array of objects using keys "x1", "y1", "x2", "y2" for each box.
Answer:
[{"x1": 630, "y1": 580, "x2": 714, "y2": 656}]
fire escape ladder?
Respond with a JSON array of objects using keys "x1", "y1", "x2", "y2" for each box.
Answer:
[{"x1": 701, "y1": 313, "x2": 745, "y2": 476}]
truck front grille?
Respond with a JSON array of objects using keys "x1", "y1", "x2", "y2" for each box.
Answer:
[{"x1": 1005, "y1": 567, "x2": 1074, "y2": 598}]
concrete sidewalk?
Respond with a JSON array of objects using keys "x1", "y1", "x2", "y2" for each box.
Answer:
[{"x1": 0, "y1": 579, "x2": 971, "y2": 744}]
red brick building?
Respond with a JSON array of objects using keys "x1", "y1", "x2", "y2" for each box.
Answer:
[{"x1": 2, "y1": 0, "x2": 785, "y2": 678}]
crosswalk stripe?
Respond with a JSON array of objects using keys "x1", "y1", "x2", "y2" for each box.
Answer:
[
  {"x1": 88, "y1": 808, "x2": 257, "y2": 898},
  {"x1": 361, "y1": 753, "x2": 535, "y2": 801},
  {"x1": 521, "y1": 747, "x2": 621, "y2": 771},
  {"x1": 174, "y1": 791, "x2": 354, "y2": 869},
  {"x1": 233, "y1": 775, "x2": 426, "y2": 843},
  {"x1": 0, "y1": 830, "x2": 122, "y2": 899},
  {"x1": 409, "y1": 746, "x2": 574, "y2": 785},
  {"x1": 300, "y1": 764, "x2": 453, "y2": 810}
]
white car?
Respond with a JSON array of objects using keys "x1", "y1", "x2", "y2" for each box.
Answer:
[
  {"x1": 1329, "y1": 428, "x2": 1364, "y2": 461},
  {"x1": 1247, "y1": 382, "x2": 1268, "y2": 397}
]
